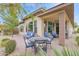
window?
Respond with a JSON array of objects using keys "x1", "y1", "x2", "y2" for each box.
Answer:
[
  {"x1": 65, "y1": 21, "x2": 68, "y2": 33},
  {"x1": 28, "y1": 20, "x2": 37, "y2": 33},
  {"x1": 48, "y1": 21, "x2": 53, "y2": 33},
  {"x1": 44, "y1": 21, "x2": 47, "y2": 32},
  {"x1": 34, "y1": 21, "x2": 37, "y2": 33},
  {"x1": 28, "y1": 22, "x2": 33, "y2": 31}
]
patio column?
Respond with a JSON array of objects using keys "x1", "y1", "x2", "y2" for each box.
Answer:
[
  {"x1": 37, "y1": 17, "x2": 44, "y2": 36},
  {"x1": 67, "y1": 21, "x2": 73, "y2": 39},
  {"x1": 59, "y1": 12, "x2": 65, "y2": 46}
]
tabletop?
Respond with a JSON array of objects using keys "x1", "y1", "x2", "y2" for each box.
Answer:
[{"x1": 29, "y1": 37, "x2": 51, "y2": 42}]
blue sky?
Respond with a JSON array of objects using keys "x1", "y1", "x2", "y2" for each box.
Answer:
[
  {"x1": 0, "y1": 3, "x2": 79, "y2": 25},
  {"x1": 22, "y1": 3, "x2": 60, "y2": 13},
  {"x1": 74, "y1": 3, "x2": 79, "y2": 25}
]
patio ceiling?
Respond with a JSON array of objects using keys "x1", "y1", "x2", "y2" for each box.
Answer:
[{"x1": 38, "y1": 3, "x2": 74, "y2": 26}]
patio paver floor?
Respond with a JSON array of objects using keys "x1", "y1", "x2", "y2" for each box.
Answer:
[{"x1": 0, "y1": 34, "x2": 78, "y2": 56}]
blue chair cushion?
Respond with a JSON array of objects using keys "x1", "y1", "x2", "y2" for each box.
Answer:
[
  {"x1": 44, "y1": 32, "x2": 53, "y2": 39},
  {"x1": 44, "y1": 32, "x2": 54, "y2": 44},
  {"x1": 52, "y1": 32, "x2": 57, "y2": 38},
  {"x1": 48, "y1": 36, "x2": 54, "y2": 40},
  {"x1": 25, "y1": 32, "x2": 35, "y2": 39},
  {"x1": 44, "y1": 32, "x2": 49, "y2": 37}
]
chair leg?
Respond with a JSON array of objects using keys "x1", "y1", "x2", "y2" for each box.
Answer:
[
  {"x1": 25, "y1": 48, "x2": 27, "y2": 56},
  {"x1": 32, "y1": 47, "x2": 35, "y2": 55},
  {"x1": 25, "y1": 47, "x2": 34, "y2": 56},
  {"x1": 33, "y1": 45, "x2": 37, "y2": 55},
  {"x1": 50, "y1": 43, "x2": 52, "y2": 49}
]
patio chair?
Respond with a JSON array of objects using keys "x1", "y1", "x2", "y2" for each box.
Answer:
[
  {"x1": 23, "y1": 32, "x2": 35, "y2": 55},
  {"x1": 51, "y1": 32, "x2": 57, "y2": 38},
  {"x1": 44, "y1": 32, "x2": 53, "y2": 44}
]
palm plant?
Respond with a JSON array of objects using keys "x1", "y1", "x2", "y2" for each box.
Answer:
[
  {"x1": 52, "y1": 47, "x2": 79, "y2": 56},
  {"x1": 35, "y1": 47, "x2": 79, "y2": 56},
  {"x1": 0, "y1": 4, "x2": 27, "y2": 35},
  {"x1": 22, "y1": 46, "x2": 79, "y2": 56}
]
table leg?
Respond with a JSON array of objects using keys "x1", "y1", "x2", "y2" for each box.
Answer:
[
  {"x1": 47, "y1": 44, "x2": 52, "y2": 56},
  {"x1": 42, "y1": 43, "x2": 47, "y2": 53},
  {"x1": 34, "y1": 45, "x2": 38, "y2": 55}
]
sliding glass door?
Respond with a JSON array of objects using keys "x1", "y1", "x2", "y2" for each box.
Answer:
[{"x1": 44, "y1": 21, "x2": 54, "y2": 33}]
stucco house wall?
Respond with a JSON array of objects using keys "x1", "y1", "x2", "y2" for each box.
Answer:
[{"x1": 23, "y1": 16, "x2": 44, "y2": 36}]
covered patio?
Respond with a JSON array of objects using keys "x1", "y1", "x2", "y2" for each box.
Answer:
[
  {"x1": 37, "y1": 12, "x2": 72, "y2": 45},
  {"x1": 36, "y1": 3, "x2": 74, "y2": 45},
  {"x1": 21, "y1": 3, "x2": 74, "y2": 46}
]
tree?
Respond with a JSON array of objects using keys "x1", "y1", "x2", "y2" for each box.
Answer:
[
  {"x1": 0, "y1": 4, "x2": 27, "y2": 35},
  {"x1": 0, "y1": 24, "x2": 5, "y2": 32},
  {"x1": 74, "y1": 22, "x2": 79, "y2": 28},
  {"x1": 0, "y1": 4, "x2": 36, "y2": 35}
]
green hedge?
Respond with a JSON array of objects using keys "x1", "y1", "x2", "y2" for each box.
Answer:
[
  {"x1": 76, "y1": 36, "x2": 79, "y2": 46},
  {"x1": 1, "y1": 38, "x2": 16, "y2": 55}
]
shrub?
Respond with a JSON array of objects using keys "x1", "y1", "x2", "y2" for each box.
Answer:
[
  {"x1": 1, "y1": 38, "x2": 16, "y2": 55},
  {"x1": 77, "y1": 28, "x2": 79, "y2": 33},
  {"x1": 13, "y1": 28, "x2": 19, "y2": 35},
  {"x1": 5, "y1": 40, "x2": 16, "y2": 55},
  {"x1": 3, "y1": 30, "x2": 12, "y2": 35},
  {"x1": 76, "y1": 36, "x2": 79, "y2": 46},
  {"x1": 1, "y1": 38, "x2": 10, "y2": 47}
]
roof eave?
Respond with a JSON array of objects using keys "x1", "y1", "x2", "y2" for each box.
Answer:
[{"x1": 37, "y1": 3, "x2": 72, "y2": 17}]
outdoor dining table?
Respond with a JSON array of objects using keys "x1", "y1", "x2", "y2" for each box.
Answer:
[{"x1": 29, "y1": 37, "x2": 51, "y2": 54}]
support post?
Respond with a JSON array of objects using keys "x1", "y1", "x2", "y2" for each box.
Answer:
[{"x1": 59, "y1": 12, "x2": 65, "y2": 46}]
